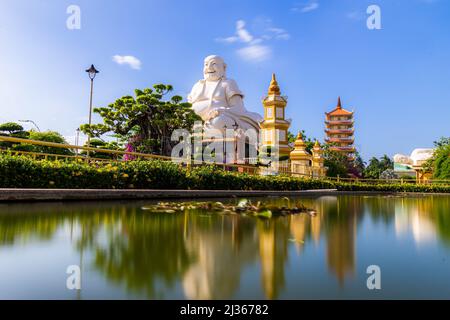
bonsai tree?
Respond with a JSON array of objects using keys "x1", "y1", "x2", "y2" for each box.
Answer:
[
  {"x1": 0, "y1": 122, "x2": 30, "y2": 149},
  {"x1": 80, "y1": 84, "x2": 201, "y2": 156},
  {"x1": 0, "y1": 122, "x2": 28, "y2": 137}
]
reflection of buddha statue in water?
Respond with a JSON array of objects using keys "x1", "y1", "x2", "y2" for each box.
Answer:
[
  {"x1": 188, "y1": 55, "x2": 262, "y2": 134},
  {"x1": 182, "y1": 217, "x2": 258, "y2": 299}
]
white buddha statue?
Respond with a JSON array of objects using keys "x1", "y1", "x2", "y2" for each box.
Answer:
[{"x1": 188, "y1": 55, "x2": 262, "y2": 134}]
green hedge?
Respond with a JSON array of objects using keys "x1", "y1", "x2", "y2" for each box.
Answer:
[
  {"x1": 0, "y1": 155, "x2": 449, "y2": 193},
  {"x1": 336, "y1": 182, "x2": 450, "y2": 193}
]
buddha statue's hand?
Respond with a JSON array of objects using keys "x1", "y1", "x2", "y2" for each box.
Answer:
[{"x1": 206, "y1": 108, "x2": 220, "y2": 120}]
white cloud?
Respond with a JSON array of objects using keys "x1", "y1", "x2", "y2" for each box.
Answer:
[
  {"x1": 237, "y1": 45, "x2": 272, "y2": 62},
  {"x1": 291, "y1": 1, "x2": 319, "y2": 13},
  {"x1": 216, "y1": 20, "x2": 254, "y2": 44},
  {"x1": 112, "y1": 55, "x2": 142, "y2": 70},
  {"x1": 236, "y1": 20, "x2": 254, "y2": 43},
  {"x1": 217, "y1": 36, "x2": 240, "y2": 43},
  {"x1": 267, "y1": 27, "x2": 291, "y2": 40},
  {"x1": 346, "y1": 11, "x2": 365, "y2": 21},
  {"x1": 216, "y1": 19, "x2": 289, "y2": 62}
]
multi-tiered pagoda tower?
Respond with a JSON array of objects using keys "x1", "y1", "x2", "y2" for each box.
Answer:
[
  {"x1": 260, "y1": 74, "x2": 291, "y2": 159},
  {"x1": 325, "y1": 97, "x2": 355, "y2": 160}
]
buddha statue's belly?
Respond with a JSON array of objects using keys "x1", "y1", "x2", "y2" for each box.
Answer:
[
  {"x1": 191, "y1": 83, "x2": 230, "y2": 120},
  {"x1": 191, "y1": 98, "x2": 211, "y2": 119}
]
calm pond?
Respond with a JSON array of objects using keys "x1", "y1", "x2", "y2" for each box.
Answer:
[{"x1": 0, "y1": 195, "x2": 450, "y2": 299}]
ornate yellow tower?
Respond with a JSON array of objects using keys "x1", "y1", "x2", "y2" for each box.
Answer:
[
  {"x1": 289, "y1": 132, "x2": 312, "y2": 177},
  {"x1": 312, "y1": 140, "x2": 327, "y2": 177},
  {"x1": 260, "y1": 74, "x2": 291, "y2": 160}
]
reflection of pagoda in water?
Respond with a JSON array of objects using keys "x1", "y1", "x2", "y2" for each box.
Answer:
[
  {"x1": 180, "y1": 196, "x2": 367, "y2": 298},
  {"x1": 327, "y1": 219, "x2": 356, "y2": 285},
  {"x1": 258, "y1": 219, "x2": 290, "y2": 299},
  {"x1": 182, "y1": 213, "x2": 294, "y2": 300},
  {"x1": 289, "y1": 215, "x2": 308, "y2": 253},
  {"x1": 322, "y1": 196, "x2": 362, "y2": 286}
]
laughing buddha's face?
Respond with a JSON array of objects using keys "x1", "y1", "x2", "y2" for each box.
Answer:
[{"x1": 203, "y1": 56, "x2": 226, "y2": 81}]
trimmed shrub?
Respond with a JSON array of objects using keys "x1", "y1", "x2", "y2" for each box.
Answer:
[
  {"x1": 336, "y1": 182, "x2": 450, "y2": 193},
  {"x1": 0, "y1": 154, "x2": 449, "y2": 193}
]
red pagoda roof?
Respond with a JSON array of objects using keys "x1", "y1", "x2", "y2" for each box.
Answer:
[{"x1": 325, "y1": 97, "x2": 354, "y2": 116}]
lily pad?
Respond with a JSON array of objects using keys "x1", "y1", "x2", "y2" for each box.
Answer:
[{"x1": 140, "y1": 198, "x2": 315, "y2": 219}]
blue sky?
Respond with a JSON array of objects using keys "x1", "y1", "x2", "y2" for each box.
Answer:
[{"x1": 0, "y1": 0, "x2": 449, "y2": 161}]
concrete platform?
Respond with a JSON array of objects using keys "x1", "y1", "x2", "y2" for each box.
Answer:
[
  {"x1": 0, "y1": 188, "x2": 339, "y2": 202},
  {"x1": 1, "y1": 189, "x2": 447, "y2": 202}
]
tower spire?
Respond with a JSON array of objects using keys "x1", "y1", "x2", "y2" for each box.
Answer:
[
  {"x1": 268, "y1": 73, "x2": 280, "y2": 95},
  {"x1": 337, "y1": 96, "x2": 342, "y2": 109},
  {"x1": 314, "y1": 140, "x2": 320, "y2": 148}
]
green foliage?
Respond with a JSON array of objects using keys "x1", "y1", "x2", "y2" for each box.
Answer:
[
  {"x1": 0, "y1": 122, "x2": 24, "y2": 135},
  {"x1": 434, "y1": 137, "x2": 450, "y2": 148},
  {"x1": 0, "y1": 122, "x2": 30, "y2": 148},
  {"x1": 323, "y1": 145, "x2": 349, "y2": 178},
  {"x1": 0, "y1": 125, "x2": 72, "y2": 155},
  {"x1": 1, "y1": 154, "x2": 448, "y2": 193},
  {"x1": 80, "y1": 138, "x2": 122, "y2": 159},
  {"x1": 288, "y1": 131, "x2": 364, "y2": 178},
  {"x1": 28, "y1": 131, "x2": 66, "y2": 144},
  {"x1": 14, "y1": 131, "x2": 74, "y2": 155},
  {"x1": 288, "y1": 130, "x2": 315, "y2": 153},
  {"x1": 186, "y1": 165, "x2": 335, "y2": 191},
  {"x1": 258, "y1": 146, "x2": 290, "y2": 161},
  {"x1": 431, "y1": 137, "x2": 450, "y2": 179},
  {"x1": 336, "y1": 181, "x2": 450, "y2": 193},
  {"x1": 363, "y1": 155, "x2": 393, "y2": 179},
  {"x1": 0, "y1": 154, "x2": 333, "y2": 190},
  {"x1": 350, "y1": 152, "x2": 365, "y2": 178},
  {"x1": 0, "y1": 155, "x2": 186, "y2": 189},
  {"x1": 80, "y1": 85, "x2": 202, "y2": 156}
]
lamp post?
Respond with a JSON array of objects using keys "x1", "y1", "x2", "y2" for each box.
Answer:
[
  {"x1": 18, "y1": 119, "x2": 41, "y2": 132},
  {"x1": 232, "y1": 121, "x2": 238, "y2": 164},
  {"x1": 223, "y1": 125, "x2": 227, "y2": 164},
  {"x1": 75, "y1": 128, "x2": 80, "y2": 156},
  {"x1": 85, "y1": 64, "x2": 99, "y2": 159}
]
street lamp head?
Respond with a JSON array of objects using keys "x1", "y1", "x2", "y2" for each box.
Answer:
[
  {"x1": 18, "y1": 119, "x2": 41, "y2": 132},
  {"x1": 232, "y1": 121, "x2": 239, "y2": 130},
  {"x1": 85, "y1": 64, "x2": 99, "y2": 80}
]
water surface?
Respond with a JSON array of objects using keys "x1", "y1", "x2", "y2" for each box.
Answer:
[{"x1": 0, "y1": 195, "x2": 450, "y2": 299}]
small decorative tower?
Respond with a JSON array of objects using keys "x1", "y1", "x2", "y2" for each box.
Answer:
[
  {"x1": 325, "y1": 97, "x2": 355, "y2": 161},
  {"x1": 260, "y1": 74, "x2": 291, "y2": 161},
  {"x1": 312, "y1": 140, "x2": 326, "y2": 177},
  {"x1": 289, "y1": 132, "x2": 312, "y2": 177}
]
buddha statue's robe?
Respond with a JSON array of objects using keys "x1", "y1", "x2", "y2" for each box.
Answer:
[{"x1": 188, "y1": 78, "x2": 262, "y2": 133}]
